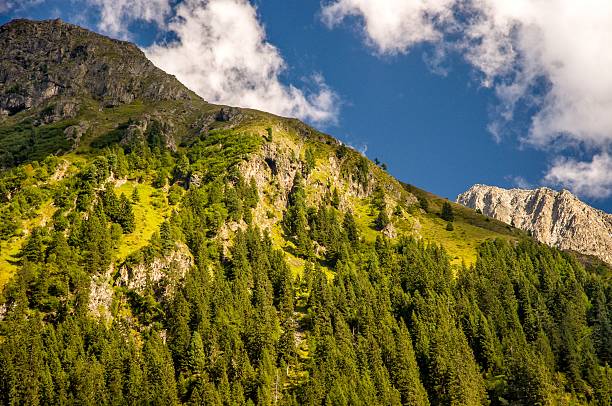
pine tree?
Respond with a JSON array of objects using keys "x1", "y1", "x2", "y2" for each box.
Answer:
[
  {"x1": 117, "y1": 193, "x2": 135, "y2": 233},
  {"x1": 440, "y1": 201, "x2": 454, "y2": 222},
  {"x1": 391, "y1": 323, "x2": 430, "y2": 405},
  {"x1": 283, "y1": 173, "x2": 312, "y2": 257},
  {"x1": 304, "y1": 147, "x2": 316, "y2": 177},
  {"x1": 343, "y1": 211, "x2": 359, "y2": 245},
  {"x1": 188, "y1": 331, "x2": 207, "y2": 375},
  {"x1": 131, "y1": 187, "x2": 140, "y2": 202},
  {"x1": 375, "y1": 205, "x2": 390, "y2": 230}
]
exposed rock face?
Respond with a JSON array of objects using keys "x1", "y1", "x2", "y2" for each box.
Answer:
[
  {"x1": 117, "y1": 244, "x2": 193, "y2": 298},
  {"x1": 0, "y1": 19, "x2": 192, "y2": 117},
  {"x1": 457, "y1": 184, "x2": 612, "y2": 265}
]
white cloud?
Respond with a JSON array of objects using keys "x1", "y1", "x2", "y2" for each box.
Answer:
[
  {"x1": 544, "y1": 153, "x2": 612, "y2": 199},
  {"x1": 85, "y1": 0, "x2": 172, "y2": 38},
  {"x1": 506, "y1": 175, "x2": 532, "y2": 190},
  {"x1": 322, "y1": 0, "x2": 612, "y2": 198},
  {"x1": 146, "y1": 0, "x2": 338, "y2": 124},
  {"x1": 74, "y1": 0, "x2": 338, "y2": 124},
  {"x1": 321, "y1": 0, "x2": 456, "y2": 55}
]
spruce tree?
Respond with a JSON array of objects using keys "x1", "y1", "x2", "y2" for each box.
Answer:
[
  {"x1": 375, "y1": 205, "x2": 390, "y2": 230},
  {"x1": 440, "y1": 201, "x2": 454, "y2": 222},
  {"x1": 117, "y1": 193, "x2": 135, "y2": 233}
]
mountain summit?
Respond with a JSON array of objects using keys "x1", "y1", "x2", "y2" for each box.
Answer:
[
  {"x1": 0, "y1": 19, "x2": 191, "y2": 118},
  {"x1": 457, "y1": 184, "x2": 612, "y2": 265}
]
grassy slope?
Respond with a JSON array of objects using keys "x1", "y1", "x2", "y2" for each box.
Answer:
[
  {"x1": 0, "y1": 99, "x2": 524, "y2": 288},
  {"x1": 0, "y1": 200, "x2": 56, "y2": 286},
  {"x1": 403, "y1": 183, "x2": 524, "y2": 265},
  {"x1": 114, "y1": 181, "x2": 170, "y2": 260},
  {"x1": 254, "y1": 123, "x2": 521, "y2": 270}
]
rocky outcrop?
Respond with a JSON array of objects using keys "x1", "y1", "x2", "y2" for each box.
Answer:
[
  {"x1": 89, "y1": 264, "x2": 115, "y2": 321},
  {"x1": 0, "y1": 19, "x2": 192, "y2": 118},
  {"x1": 117, "y1": 244, "x2": 193, "y2": 298},
  {"x1": 457, "y1": 184, "x2": 612, "y2": 265}
]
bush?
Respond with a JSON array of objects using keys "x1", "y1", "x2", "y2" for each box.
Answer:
[
  {"x1": 131, "y1": 187, "x2": 140, "y2": 203},
  {"x1": 168, "y1": 184, "x2": 183, "y2": 205},
  {"x1": 446, "y1": 222, "x2": 454, "y2": 231}
]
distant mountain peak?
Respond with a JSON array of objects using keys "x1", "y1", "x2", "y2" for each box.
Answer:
[{"x1": 457, "y1": 184, "x2": 612, "y2": 264}]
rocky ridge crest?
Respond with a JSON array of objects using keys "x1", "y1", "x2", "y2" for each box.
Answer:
[
  {"x1": 0, "y1": 19, "x2": 192, "y2": 119},
  {"x1": 457, "y1": 184, "x2": 612, "y2": 265}
]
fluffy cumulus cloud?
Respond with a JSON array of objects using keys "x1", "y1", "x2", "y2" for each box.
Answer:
[
  {"x1": 322, "y1": 0, "x2": 612, "y2": 198},
  {"x1": 146, "y1": 0, "x2": 337, "y2": 124},
  {"x1": 321, "y1": 0, "x2": 456, "y2": 55},
  {"x1": 81, "y1": 0, "x2": 337, "y2": 124},
  {"x1": 545, "y1": 153, "x2": 612, "y2": 199}
]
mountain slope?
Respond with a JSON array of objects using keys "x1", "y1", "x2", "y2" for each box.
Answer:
[
  {"x1": 457, "y1": 184, "x2": 612, "y2": 265},
  {"x1": 0, "y1": 19, "x2": 610, "y2": 405},
  {"x1": 0, "y1": 18, "x2": 519, "y2": 285}
]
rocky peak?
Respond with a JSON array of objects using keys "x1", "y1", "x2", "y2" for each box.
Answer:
[
  {"x1": 457, "y1": 184, "x2": 612, "y2": 265},
  {"x1": 0, "y1": 19, "x2": 194, "y2": 118}
]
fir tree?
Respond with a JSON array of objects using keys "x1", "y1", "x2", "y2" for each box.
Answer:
[{"x1": 440, "y1": 201, "x2": 454, "y2": 222}]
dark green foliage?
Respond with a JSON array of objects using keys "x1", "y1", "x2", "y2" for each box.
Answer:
[
  {"x1": 283, "y1": 173, "x2": 312, "y2": 257},
  {"x1": 101, "y1": 187, "x2": 135, "y2": 233},
  {"x1": 343, "y1": 212, "x2": 359, "y2": 245},
  {"x1": 375, "y1": 205, "x2": 390, "y2": 230},
  {"x1": 131, "y1": 187, "x2": 140, "y2": 202},
  {"x1": 441, "y1": 201, "x2": 454, "y2": 222},
  {"x1": 0, "y1": 124, "x2": 610, "y2": 406},
  {"x1": 336, "y1": 144, "x2": 349, "y2": 159},
  {"x1": 355, "y1": 155, "x2": 370, "y2": 188},
  {"x1": 0, "y1": 120, "x2": 74, "y2": 168},
  {"x1": 187, "y1": 129, "x2": 261, "y2": 182},
  {"x1": 304, "y1": 147, "x2": 316, "y2": 177},
  {"x1": 154, "y1": 168, "x2": 169, "y2": 188},
  {"x1": 168, "y1": 184, "x2": 183, "y2": 205},
  {"x1": 331, "y1": 187, "x2": 340, "y2": 208},
  {"x1": 224, "y1": 184, "x2": 243, "y2": 222},
  {"x1": 446, "y1": 222, "x2": 454, "y2": 231},
  {"x1": 418, "y1": 195, "x2": 429, "y2": 212}
]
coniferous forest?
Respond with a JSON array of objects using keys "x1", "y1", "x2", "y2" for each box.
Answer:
[{"x1": 0, "y1": 142, "x2": 610, "y2": 405}]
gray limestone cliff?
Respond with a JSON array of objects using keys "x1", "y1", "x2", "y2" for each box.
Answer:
[{"x1": 457, "y1": 184, "x2": 612, "y2": 265}]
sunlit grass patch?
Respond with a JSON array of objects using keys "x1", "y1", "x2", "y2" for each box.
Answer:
[
  {"x1": 115, "y1": 181, "x2": 169, "y2": 260},
  {"x1": 0, "y1": 201, "x2": 56, "y2": 288}
]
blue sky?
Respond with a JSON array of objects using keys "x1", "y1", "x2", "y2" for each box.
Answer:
[{"x1": 2, "y1": 0, "x2": 611, "y2": 212}]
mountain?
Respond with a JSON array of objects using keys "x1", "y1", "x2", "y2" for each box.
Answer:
[
  {"x1": 0, "y1": 18, "x2": 191, "y2": 113},
  {"x1": 457, "y1": 184, "x2": 612, "y2": 265},
  {"x1": 0, "y1": 19, "x2": 610, "y2": 405}
]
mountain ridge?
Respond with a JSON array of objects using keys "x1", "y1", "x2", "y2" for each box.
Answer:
[
  {"x1": 457, "y1": 183, "x2": 612, "y2": 265},
  {"x1": 0, "y1": 18, "x2": 193, "y2": 117}
]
